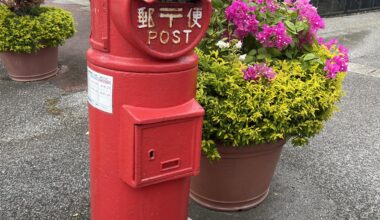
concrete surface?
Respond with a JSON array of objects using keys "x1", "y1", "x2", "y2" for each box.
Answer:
[
  {"x1": 0, "y1": 1, "x2": 379, "y2": 219},
  {"x1": 319, "y1": 11, "x2": 380, "y2": 69}
]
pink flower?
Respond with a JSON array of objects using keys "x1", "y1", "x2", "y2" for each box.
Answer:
[
  {"x1": 243, "y1": 63, "x2": 277, "y2": 81},
  {"x1": 324, "y1": 53, "x2": 349, "y2": 79},
  {"x1": 319, "y1": 37, "x2": 349, "y2": 78},
  {"x1": 284, "y1": 0, "x2": 294, "y2": 5},
  {"x1": 338, "y1": 44, "x2": 349, "y2": 61},
  {"x1": 256, "y1": 0, "x2": 279, "y2": 13},
  {"x1": 225, "y1": 0, "x2": 259, "y2": 38},
  {"x1": 317, "y1": 37, "x2": 325, "y2": 45},
  {"x1": 294, "y1": 0, "x2": 325, "y2": 43},
  {"x1": 324, "y1": 38, "x2": 339, "y2": 49},
  {"x1": 256, "y1": 22, "x2": 293, "y2": 50}
]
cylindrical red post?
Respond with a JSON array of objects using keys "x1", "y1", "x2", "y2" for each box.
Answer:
[{"x1": 87, "y1": 0, "x2": 211, "y2": 219}]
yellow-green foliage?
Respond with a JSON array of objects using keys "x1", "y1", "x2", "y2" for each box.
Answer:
[
  {"x1": 197, "y1": 47, "x2": 345, "y2": 160},
  {"x1": 0, "y1": 5, "x2": 75, "y2": 53}
]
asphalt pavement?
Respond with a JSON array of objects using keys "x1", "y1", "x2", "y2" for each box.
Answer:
[{"x1": 0, "y1": 1, "x2": 379, "y2": 219}]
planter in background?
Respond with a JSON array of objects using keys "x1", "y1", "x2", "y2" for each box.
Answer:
[
  {"x1": 0, "y1": 47, "x2": 59, "y2": 82},
  {"x1": 190, "y1": 139, "x2": 286, "y2": 212}
]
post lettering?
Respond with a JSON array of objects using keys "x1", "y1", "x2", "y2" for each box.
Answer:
[
  {"x1": 138, "y1": 7, "x2": 155, "y2": 29},
  {"x1": 137, "y1": 6, "x2": 203, "y2": 46},
  {"x1": 172, "y1": 30, "x2": 181, "y2": 44},
  {"x1": 159, "y1": 8, "x2": 183, "y2": 28},
  {"x1": 160, "y1": 31, "x2": 170, "y2": 44},
  {"x1": 187, "y1": 8, "x2": 202, "y2": 28},
  {"x1": 183, "y1": 30, "x2": 192, "y2": 44},
  {"x1": 148, "y1": 31, "x2": 158, "y2": 44}
]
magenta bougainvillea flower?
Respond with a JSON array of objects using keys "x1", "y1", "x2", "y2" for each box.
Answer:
[
  {"x1": 293, "y1": 0, "x2": 325, "y2": 42},
  {"x1": 256, "y1": 22, "x2": 293, "y2": 50},
  {"x1": 322, "y1": 38, "x2": 338, "y2": 49},
  {"x1": 257, "y1": 0, "x2": 278, "y2": 13},
  {"x1": 225, "y1": 1, "x2": 291, "y2": 49},
  {"x1": 322, "y1": 40, "x2": 349, "y2": 79},
  {"x1": 317, "y1": 37, "x2": 349, "y2": 78},
  {"x1": 225, "y1": 0, "x2": 259, "y2": 38},
  {"x1": 224, "y1": 0, "x2": 349, "y2": 80},
  {"x1": 243, "y1": 63, "x2": 277, "y2": 81},
  {"x1": 298, "y1": 1, "x2": 324, "y2": 31}
]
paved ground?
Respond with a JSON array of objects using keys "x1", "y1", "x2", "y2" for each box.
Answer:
[{"x1": 0, "y1": 1, "x2": 379, "y2": 219}]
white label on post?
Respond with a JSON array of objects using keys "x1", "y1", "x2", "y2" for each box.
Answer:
[{"x1": 87, "y1": 67, "x2": 113, "y2": 114}]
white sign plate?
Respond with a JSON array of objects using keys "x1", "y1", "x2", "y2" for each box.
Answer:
[{"x1": 87, "y1": 67, "x2": 113, "y2": 114}]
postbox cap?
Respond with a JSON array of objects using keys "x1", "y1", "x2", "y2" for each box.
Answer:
[{"x1": 112, "y1": 0, "x2": 212, "y2": 60}]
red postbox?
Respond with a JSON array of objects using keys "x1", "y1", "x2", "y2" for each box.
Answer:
[{"x1": 87, "y1": 0, "x2": 211, "y2": 219}]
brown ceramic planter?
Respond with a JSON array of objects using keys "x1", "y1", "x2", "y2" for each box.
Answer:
[
  {"x1": 190, "y1": 139, "x2": 285, "y2": 211},
  {"x1": 0, "y1": 47, "x2": 59, "y2": 82}
]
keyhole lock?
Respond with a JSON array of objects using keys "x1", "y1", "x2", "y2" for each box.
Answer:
[{"x1": 148, "y1": 149, "x2": 156, "y2": 160}]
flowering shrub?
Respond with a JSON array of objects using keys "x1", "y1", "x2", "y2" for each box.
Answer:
[
  {"x1": 196, "y1": 0, "x2": 348, "y2": 160},
  {"x1": 0, "y1": 4, "x2": 75, "y2": 53}
]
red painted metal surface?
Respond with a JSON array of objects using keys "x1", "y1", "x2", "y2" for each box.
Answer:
[{"x1": 87, "y1": 0, "x2": 211, "y2": 219}]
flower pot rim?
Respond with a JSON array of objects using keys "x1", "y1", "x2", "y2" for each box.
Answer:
[
  {"x1": 202, "y1": 139, "x2": 286, "y2": 159},
  {"x1": 216, "y1": 138, "x2": 285, "y2": 151},
  {"x1": 0, "y1": 46, "x2": 55, "y2": 55}
]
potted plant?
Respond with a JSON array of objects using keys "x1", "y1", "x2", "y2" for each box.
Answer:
[
  {"x1": 0, "y1": 0, "x2": 75, "y2": 81},
  {"x1": 190, "y1": 0, "x2": 348, "y2": 211}
]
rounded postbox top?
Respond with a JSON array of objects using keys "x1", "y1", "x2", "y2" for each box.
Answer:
[{"x1": 118, "y1": 0, "x2": 211, "y2": 60}]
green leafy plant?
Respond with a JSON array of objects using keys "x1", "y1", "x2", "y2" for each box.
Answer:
[
  {"x1": 197, "y1": 0, "x2": 347, "y2": 160},
  {"x1": 0, "y1": 2, "x2": 75, "y2": 53}
]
